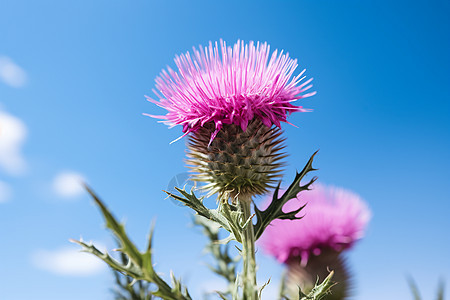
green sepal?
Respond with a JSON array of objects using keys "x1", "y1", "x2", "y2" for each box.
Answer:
[
  {"x1": 254, "y1": 151, "x2": 318, "y2": 240},
  {"x1": 72, "y1": 185, "x2": 191, "y2": 300}
]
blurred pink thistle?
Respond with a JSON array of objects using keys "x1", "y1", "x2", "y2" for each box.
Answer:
[{"x1": 260, "y1": 184, "x2": 371, "y2": 266}]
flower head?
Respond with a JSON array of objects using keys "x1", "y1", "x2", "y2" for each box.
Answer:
[
  {"x1": 260, "y1": 184, "x2": 371, "y2": 265},
  {"x1": 147, "y1": 40, "x2": 315, "y2": 143}
]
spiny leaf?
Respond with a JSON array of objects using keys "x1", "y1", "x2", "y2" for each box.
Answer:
[
  {"x1": 300, "y1": 271, "x2": 336, "y2": 300},
  {"x1": 165, "y1": 187, "x2": 209, "y2": 218},
  {"x1": 111, "y1": 252, "x2": 154, "y2": 300},
  {"x1": 73, "y1": 185, "x2": 191, "y2": 300},
  {"x1": 165, "y1": 187, "x2": 244, "y2": 243},
  {"x1": 254, "y1": 151, "x2": 318, "y2": 240},
  {"x1": 219, "y1": 201, "x2": 243, "y2": 243},
  {"x1": 165, "y1": 187, "x2": 231, "y2": 231},
  {"x1": 84, "y1": 184, "x2": 142, "y2": 267},
  {"x1": 71, "y1": 239, "x2": 143, "y2": 279}
]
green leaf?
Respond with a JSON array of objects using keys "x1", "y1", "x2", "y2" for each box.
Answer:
[
  {"x1": 300, "y1": 271, "x2": 335, "y2": 300},
  {"x1": 165, "y1": 187, "x2": 243, "y2": 243},
  {"x1": 165, "y1": 187, "x2": 230, "y2": 229},
  {"x1": 407, "y1": 276, "x2": 421, "y2": 300},
  {"x1": 111, "y1": 252, "x2": 154, "y2": 300},
  {"x1": 84, "y1": 184, "x2": 143, "y2": 267},
  {"x1": 70, "y1": 238, "x2": 143, "y2": 279},
  {"x1": 254, "y1": 151, "x2": 318, "y2": 240},
  {"x1": 72, "y1": 185, "x2": 191, "y2": 300}
]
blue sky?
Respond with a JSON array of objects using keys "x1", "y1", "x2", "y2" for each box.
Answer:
[{"x1": 0, "y1": 0, "x2": 449, "y2": 299}]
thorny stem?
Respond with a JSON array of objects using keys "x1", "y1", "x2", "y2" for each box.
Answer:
[{"x1": 237, "y1": 194, "x2": 258, "y2": 300}]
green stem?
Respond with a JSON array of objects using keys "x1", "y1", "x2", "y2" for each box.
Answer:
[{"x1": 238, "y1": 194, "x2": 257, "y2": 300}]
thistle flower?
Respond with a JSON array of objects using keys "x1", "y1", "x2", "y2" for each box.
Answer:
[
  {"x1": 147, "y1": 40, "x2": 314, "y2": 142},
  {"x1": 148, "y1": 40, "x2": 314, "y2": 198},
  {"x1": 261, "y1": 184, "x2": 370, "y2": 264},
  {"x1": 260, "y1": 184, "x2": 371, "y2": 299}
]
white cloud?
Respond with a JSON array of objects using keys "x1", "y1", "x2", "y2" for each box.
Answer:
[
  {"x1": 0, "y1": 110, "x2": 27, "y2": 175},
  {"x1": 53, "y1": 171, "x2": 85, "y2": 198},
  {"x1": 0, "y1": 56, "x2": 27, "y2": 88},
  {"x1": 31, "y1": 245, "x2": 106, "y2": 276},
  {"x1": 0, "y1": 180, "x2": 12, "y2": 203}
]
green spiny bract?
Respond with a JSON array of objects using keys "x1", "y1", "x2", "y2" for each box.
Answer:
[{"x1": 186, "y1": 119, "x2": 286, "y2": 199}]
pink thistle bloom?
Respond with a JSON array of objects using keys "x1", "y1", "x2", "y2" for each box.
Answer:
[
  {"x1": 146, "y1": 40, "x2": 315, "y2": 143},
  {"x1": 260, "y1": 184, "x2": 371, "y2": 266}
]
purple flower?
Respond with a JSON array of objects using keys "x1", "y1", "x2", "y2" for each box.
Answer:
[
  {"x1": 260, "y1": 184, "x2": 371, "y2": 266},
  {"x1": 146, "y1": 40, "x2": 315, "y2": 143}
]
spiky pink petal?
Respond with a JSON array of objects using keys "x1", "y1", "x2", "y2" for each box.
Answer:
[{"x1": 148, "y1": 40, "x2": 314, "y2": 142}]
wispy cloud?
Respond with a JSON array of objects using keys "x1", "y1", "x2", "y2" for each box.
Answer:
[
  {"x1": 53, "y1": 171, "x2": 85, "y2": 198},
  {"x1": 0, "y1": 56, "x2": 27, "y2": 88},
  {"x1": 0, "y1": 180, "x2": 12, "y2": 203},
  {"x1": 31, "y1": 245, "x2": 106, "y2": 276},
  {"x1": 0, "y1": 110, "x2": 27, "y2": 175}
]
